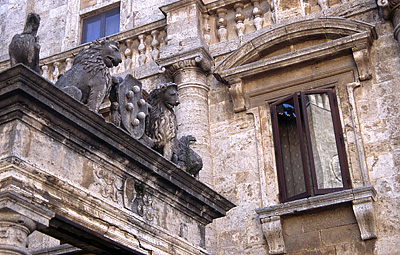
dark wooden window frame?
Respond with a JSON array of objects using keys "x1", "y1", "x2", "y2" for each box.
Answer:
[
  {"x1": 81, "y1": 7, "x2": 120, "y2": 44},
  {"x1": 270, "y1": 88, "x2": 351, "y2": 203}
]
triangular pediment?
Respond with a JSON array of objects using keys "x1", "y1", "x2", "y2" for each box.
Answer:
[{"x1": 214, "y1": 17, "x2": 377, "y2": 83}]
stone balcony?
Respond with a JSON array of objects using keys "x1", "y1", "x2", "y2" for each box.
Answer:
[{"x1": 0, "y1": 64, "x2": 235, "y2": 255}]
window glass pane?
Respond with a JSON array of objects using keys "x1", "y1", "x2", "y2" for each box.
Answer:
[
  {"x1": 305, "y1": 93, "x2": 343, "y2": 189},
  {"x1": 85, "y1": 19, "x2": 101, "y2": 43},
  {"x1": 105, "y1": 12, "x2": 119, "y2": 36},
  {"x1": 276, "y1": 98, "x2": 306, "y2": 198}
]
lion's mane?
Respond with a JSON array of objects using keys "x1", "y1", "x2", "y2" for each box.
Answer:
[
  {"x1": 145, "y1": 83, "x2": 178, "y2": 153},
  {"x1": 72, "y1": 38, "x2": 112, "y2": 86}
]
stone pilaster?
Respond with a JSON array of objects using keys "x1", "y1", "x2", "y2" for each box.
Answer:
[
  {"x1": 158, "y1": 0, "x2": 214, "y2": 186},
  {"x1": 161, "y1": 52, "x2": 213, "y2": 186}
]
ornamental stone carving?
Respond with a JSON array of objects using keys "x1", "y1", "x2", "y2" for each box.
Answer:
[
  {"x1": 123, "y1": 178, "x2": 155, "y2": 221},
  {"x1": 8, "y1": 13, "x2": 41, "y2": 74},
  {"x1": 55, "y1": 38, "x2": 122, "y2": 112},
  {"x1": 145, "y1": 82, "x2": 180, "y2": 160},
  {"x1": 109, "y1": 74, "x2": 154, "y2": 147},
  {"x1": 93, "y1": 167, "x2": 123, "y2": 203}
]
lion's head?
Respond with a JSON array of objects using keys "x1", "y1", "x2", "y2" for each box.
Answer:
[
  {"x1": 73, "y1": 38, "x2": 122, "y2": 68},
  {"x1": 147, "y1": 82, "x2": 180, "y2": 110}
]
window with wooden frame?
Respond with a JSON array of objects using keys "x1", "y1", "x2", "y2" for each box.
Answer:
[
  {"x1": 81, "y1": 6, "x2": 120, "y2": 44},
  {"x1": 270, "y1": 89, "x2": 351, "y2": 203}
]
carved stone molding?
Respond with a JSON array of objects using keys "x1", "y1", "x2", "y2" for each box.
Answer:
[
  {"x1": 228, "y1": 78, "x2": 246, "y2": 113},
  {"x1": 260, "y1": 216, "x2": 286, "y2": 254}
]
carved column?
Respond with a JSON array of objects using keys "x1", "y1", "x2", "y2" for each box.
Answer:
[
  {"x1": 378, "y1": 0, "x2": 400, "y2": 40},
  {"x1": 166, "y1": 55, "x2": 213, "y2": 185},
  {"x1": 260, "y1": 216, "x2": 286, "y2": 254},
  {"x1": 0, "y1": 211, "x2": 36, "y2": 255}
]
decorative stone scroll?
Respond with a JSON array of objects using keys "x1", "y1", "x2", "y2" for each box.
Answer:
[
  {"x1": 352, "y1": 46, "x2": 372, "y2": 81},
  {"x1": 228, "y1": 78, "x2": 246, "y2": 113},
  {"x1": 260, "y1": 216, "x2": 286, "y2": 254}
]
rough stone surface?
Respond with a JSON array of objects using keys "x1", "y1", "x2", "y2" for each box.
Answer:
[{"x1": 0, "y1": 0, "x2": 399, "y2": 254}]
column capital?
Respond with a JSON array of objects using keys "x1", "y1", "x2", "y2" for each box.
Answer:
[
  {"x1": 157, "y1": 46, "x2": 213, "y2": 78},
  {"x1": 377, "y1": 0, "x2": 400, "y2": 19}
]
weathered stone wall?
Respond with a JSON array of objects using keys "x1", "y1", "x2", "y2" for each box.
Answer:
[
  {"x1": 282, "y1": 203, "x2": 376, "y2": 255},
  {"x1": 355, "y1": 10, "x2": 400, "y2": 253},
  {"x1": 0, "y1": 0, "x2": 399, "y2": 254}
]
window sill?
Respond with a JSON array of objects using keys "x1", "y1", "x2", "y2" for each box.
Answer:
[{"x1": 255, "y1": 186, "x2": 377, "y2": 254}]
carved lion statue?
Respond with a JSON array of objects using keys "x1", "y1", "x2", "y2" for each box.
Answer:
[
  {"x1": 9, "y1": 13, "x2": 41, "y2": 74},
  {"x1": 55, "y1": 38, "x2": 122, "y2": 112},
  {"x1": 145, "y1": 82, "x2": 180, "y2": 160}
]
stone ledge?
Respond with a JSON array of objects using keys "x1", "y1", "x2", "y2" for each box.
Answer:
[
  {"x1": 255, "y1": 186, "x2": 377, "y2": 218},
  {"x1": 255, "y1": 186, "x2": 378, "y2": 255}
]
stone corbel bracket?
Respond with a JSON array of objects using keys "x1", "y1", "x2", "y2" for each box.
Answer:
[
  {"x1": 259, "y1": 216, "x2": 286, "y2": 254},
  {"x1": 227, "y1": 78, "x2": 246, "y2": 113},
  {"x1": 255, "y1": 186, "x2": 378, "y2": 254},
  {"x1": 352, "y1": 38, "x2": 374, "y2": 81}
]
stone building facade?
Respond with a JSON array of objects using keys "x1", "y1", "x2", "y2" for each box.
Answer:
[{"x1": 0, "y1": 0, "x2": 399, "y2": 254}]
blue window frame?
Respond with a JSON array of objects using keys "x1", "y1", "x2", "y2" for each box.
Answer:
[{"x1": 81, "y1": 7, "x2": 120, "y2": 44}]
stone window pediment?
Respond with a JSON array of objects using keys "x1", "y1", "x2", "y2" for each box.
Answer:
[{"x1": 213, "y1": 18, "x2": 377, "y2": 113}]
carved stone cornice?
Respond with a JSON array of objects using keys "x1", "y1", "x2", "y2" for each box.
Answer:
[{"x1": 160, "y1": 0, "x2": 206, "y2": 15}]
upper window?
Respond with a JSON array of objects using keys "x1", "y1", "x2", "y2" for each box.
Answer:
[
  {"x1": 270, "y1": 89, "x2": 351, "y2": 202},
  {"x1": 81, "y1": 7, "x2": 120, "y2": 44}
]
